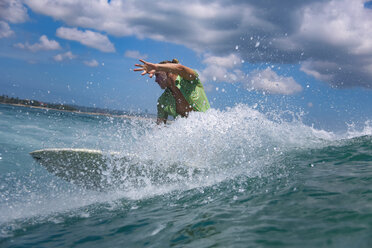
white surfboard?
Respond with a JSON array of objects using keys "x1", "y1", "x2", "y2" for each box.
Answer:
[
  {"x1": 30, "y1": 148, "x2": 133, "y2": 190},
  {"x1": 30, "y1": 148, "x2": 200, "y2": 190}
]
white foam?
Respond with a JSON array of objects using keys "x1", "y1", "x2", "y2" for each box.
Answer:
[
  {"x1": 97, "y1": 104, "x2": 338, "y2": 200},
  {"x1": 346, "y1": 120, "x2": 372, "y2": 139}
]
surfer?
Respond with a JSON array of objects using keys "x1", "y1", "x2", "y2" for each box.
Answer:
[{"x1": 134, "y1": 59, "x2": 210, "y2": 124}]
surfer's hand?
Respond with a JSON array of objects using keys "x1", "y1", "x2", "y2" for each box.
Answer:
[{"x1": 134, "y1": 59, "x2": 158, "y2": 78}]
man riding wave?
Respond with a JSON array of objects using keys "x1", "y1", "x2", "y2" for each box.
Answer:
[{"x1": 134, "y1": 59, "x2": 210, "y2": 124}]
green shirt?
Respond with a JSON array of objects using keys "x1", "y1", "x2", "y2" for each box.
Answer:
[{"x1": 157, "y1": 72, "x2": 210, "y2": 119}]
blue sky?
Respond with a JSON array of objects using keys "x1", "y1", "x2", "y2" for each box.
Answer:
[{"x1": 1, "y1": 0, "x2": 372, "y2": 131}]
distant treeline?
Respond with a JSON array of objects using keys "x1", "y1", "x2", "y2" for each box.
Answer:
[
  {"x1": 0, "y1": 95, "x2": 77, "y2": 111},
  {"x1": 0, "y1": 95, "x2": 155, "y2": 118}
]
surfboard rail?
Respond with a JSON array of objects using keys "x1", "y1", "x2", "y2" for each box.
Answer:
[{"x1": 30, "y1": 148, "x2": 202, "y2": 191}]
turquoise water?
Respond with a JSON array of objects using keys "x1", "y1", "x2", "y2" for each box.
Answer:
[{"x1": 0, "y1": 103, "x2": 371, "y2": 247}]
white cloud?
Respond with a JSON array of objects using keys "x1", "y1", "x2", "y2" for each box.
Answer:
[
  {"x1": 84, "y1": 59, "x2": 99, "y2": 67},
  {"x1": 199, "y1": 53, "x2": 245, "y2": 84},
  {"x1": 0, "y1": 21, "x2": 14, "y2": 38},
  {"x1": 199, "y1": 53, "x2": 302, "y2": 95},
  {"x1": 245, "y1": 68, "x2": 302, "y2": 95},
  {"x1": 14, "y1": 35, "x2": 61, "y2": 52},
  {"x1": 22, "y1": 0, "x2": 372, "y2": 88},
  {"x1": 300, "y1": 60, "x2": 336, "y2": 82},
  {"x1": 0, "y1": 0, "x2": 28, "y2": 23},
  {"x1": 53, "y1": 51, "x2": 76, "y2": 62},
  {"x1": 124, "y1": 50, "x2": 148, "y2": 59},
  {"x1": 203, "y1": 54, "x2": 242, "y2": 69},
  {"x1": 296, "y1": 0, "x2": 372, "y2": 56},
  {"x1": 56, "y1": 27, "x2": 115, "y2": 53}
]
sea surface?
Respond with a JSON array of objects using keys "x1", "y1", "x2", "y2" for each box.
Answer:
[{"x1": 0, "y1": 103, "x2": 371, "y2": 247}]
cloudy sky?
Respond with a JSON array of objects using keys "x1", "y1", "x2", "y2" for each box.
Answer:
[{"x1": 1, "y1": 0, "x2": 372, "y2": 130}]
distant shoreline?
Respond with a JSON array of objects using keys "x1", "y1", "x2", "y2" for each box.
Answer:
[{"x1": 0, "y1": 102, "x2": 156, "y2": 121}]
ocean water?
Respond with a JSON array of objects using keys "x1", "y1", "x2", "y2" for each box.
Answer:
[{"x1": 0, "y1": 103, "x2": 371, "y2": 247}]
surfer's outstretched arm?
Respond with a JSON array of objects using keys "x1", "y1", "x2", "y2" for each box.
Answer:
[{"x1": 134, "y1": 59, "x2": 197, "y2": 81}]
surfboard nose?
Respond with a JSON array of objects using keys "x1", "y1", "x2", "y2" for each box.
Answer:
[{"x1": 29, "y1": 151, "x2": 43, "y2": 160}]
